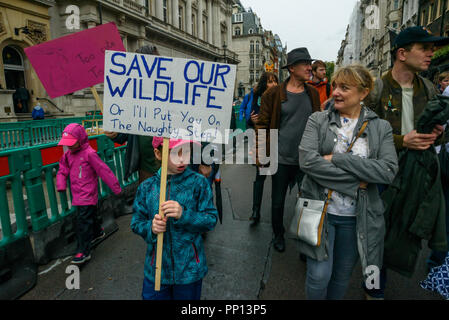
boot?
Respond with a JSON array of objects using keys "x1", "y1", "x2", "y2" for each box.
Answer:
[{"x1": 249, "y1": 207, "x2": 260, "y2": 227}]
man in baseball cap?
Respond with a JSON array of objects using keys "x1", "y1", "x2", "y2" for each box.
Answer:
[
  {"x1": 391, "y1": 26, "x2": 449, "y2": 52},
  {"x1": 363, "y1": 26, "x2": 449, "y2": 300}
]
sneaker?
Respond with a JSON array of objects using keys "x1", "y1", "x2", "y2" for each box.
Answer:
[
  {"x1": 91, "y1": 229, "x2": 106, "y2": 244},
  {"x1": 71, "y1": 252, "x2": 91, "y2": 264}
]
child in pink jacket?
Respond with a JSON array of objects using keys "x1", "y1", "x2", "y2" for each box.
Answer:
[{"x1": 57, "y1": 123, "x2": 122, "y2": 264}]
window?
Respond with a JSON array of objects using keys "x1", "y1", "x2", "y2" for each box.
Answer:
[
  {"x1": 179, "y1": 6, "x2": 184, "y2": 30},
  {"x1": 250, "y1": 71, "x2": 254, "y2": 83},
  {"x1": 3, "y1": 46, "x2": 25, "y2": 90},
  {"x1": 248, "y1": 28, "x2": 254, "y2": 34},
  {"x1": 145, "y1": 0, "x2": 150, "y2": 15},
  {"x1": 192, "y1": 13, "x2": 196, "y2": 36},
  {"x1": 256, "y1": 41, "x2": 260, "y2": 53},
  {"x1": 392, "y1": 22, "x2": 398, "y2": 29},
  {"x1": 163, "y1": 0, "x2": 168, "y2": 22},
  {"x1": 256, "y1": 71, "x2": 260, "y2": 82},
  {"x1": 393, "y1": 0, "x2": 399, "y2": 10},
  {"x1": 250, "y1": 57, "x2": 255, "y2": 69},
  {"x1": 234, "y1": 13, "x2": 243, "y2": 23},
  {"x1": 235, "y1": 26, "x2": 241, "y2": 36},
  {"x1": 256, "y1": 56, "x2": 259, "y2": 68},
  {"x1": 250, "y1": 40, "x2": 254, "y2": 53}
]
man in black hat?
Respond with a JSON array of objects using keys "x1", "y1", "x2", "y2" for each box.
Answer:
[
  {"x1": 255, "y1": 47, "x2": 321, "y2": 252},
  {"x1": 364, "y1": 26, "x2": 449, "y2": 299}
]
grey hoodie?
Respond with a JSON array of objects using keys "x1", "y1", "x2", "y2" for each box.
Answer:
[{"x1": 297, "y1": 104, "x2": 398, "y2": 277}]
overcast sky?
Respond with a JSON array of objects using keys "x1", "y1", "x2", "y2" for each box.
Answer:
[{"x1": 240, "y1": 0, "x2": 359, "y2": 62}]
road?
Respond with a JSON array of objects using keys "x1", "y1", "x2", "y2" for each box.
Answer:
[{"x1": 20, "y1": 163, "x2": 443, "y2": 300}]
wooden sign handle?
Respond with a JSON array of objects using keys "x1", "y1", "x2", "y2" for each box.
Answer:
[
  {"x1": 155, "y1": 137, "x2": 170, "y2": 291},
  {"x1": 90, "y1": 86, "x2": 103, "y2": 114}
]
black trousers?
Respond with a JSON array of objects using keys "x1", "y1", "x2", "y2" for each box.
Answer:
[
  {"x1": 75, "y1": 205, "x2": 102, "y2": 255},
  {"x1": 252, "y1": 166, "x2": 267, "y2": 212},
  {"x1": 271, "y1": 164, "x2": 304, "y2": 237}
]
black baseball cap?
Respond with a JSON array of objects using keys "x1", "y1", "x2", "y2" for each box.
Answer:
[{"x1": 392, "y1": 26, "x2": 449, "y2": 51}]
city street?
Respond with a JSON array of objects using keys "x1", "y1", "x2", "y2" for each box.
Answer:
[{"x1": 20, "y1": 163, "x2": 442, "y2": 300}]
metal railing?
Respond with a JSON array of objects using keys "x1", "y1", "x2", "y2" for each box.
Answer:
[
  {"x1": 0, "y1": 134, "x2": 137, "y2": 248},
  {"x1": 0, "y1": 116, "x2": 102, "y2": 151}
]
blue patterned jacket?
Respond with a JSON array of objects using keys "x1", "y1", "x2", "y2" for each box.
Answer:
[{"x1": 131, "y1": 167, "x2": 218, "y2": 285}]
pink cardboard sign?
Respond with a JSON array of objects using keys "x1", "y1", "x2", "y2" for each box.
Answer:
[{"x1": 24, "y1": 22, "x2": 125, "y2": 99}]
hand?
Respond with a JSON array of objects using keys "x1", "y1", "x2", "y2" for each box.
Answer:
[
  {"x1": 104, "y1": 131, "x2": 118, "y2": 139},
  {"x1": 161, "y1": 200, "x2": 183, "y2": 220},
  {"x1": 432, "y1": 124, "x2": 444, "y2": 138},
  {"x1": 198, "y1": 164, "x2": 212, "y2": 178},
  {"x1": 250, "y1": 111, "x2": 259, "y2": 123},
  {"x1": 403, "y1": 130, "x2": 438, "y2": 150},
  {"x1": 323, "y1": 154, "x2": 333, "y2": 162},
  {"x1": 152, "y1": 214, "x2": 167, "y2": 234},
  {"x1": 359, "y1": 181, "x2": 368, "y2": 189}
]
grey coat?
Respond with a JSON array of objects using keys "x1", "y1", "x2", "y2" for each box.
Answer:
[{"x1": 297, "y1": 105, "x2": 399, "y2": 276}]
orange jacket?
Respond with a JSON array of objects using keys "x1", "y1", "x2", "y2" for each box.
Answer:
[{"x1": 307, "y1": 79, "x2": 332, "y2": 105}]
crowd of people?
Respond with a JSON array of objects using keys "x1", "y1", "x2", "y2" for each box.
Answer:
[{"x1": 56, "y1": 26, "x2": 449, "y2": 300}]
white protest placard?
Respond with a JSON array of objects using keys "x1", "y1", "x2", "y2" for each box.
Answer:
[{"x1": 103, "y1": 50, "x2": 236, "y2": 143}]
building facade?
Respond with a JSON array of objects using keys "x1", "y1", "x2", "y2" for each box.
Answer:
[
  {"x1": 230, "y1": 1, "x2": 286, "y2": 98},
  {"x1": 336, "y1": 1, "x2": 363, "y2": 70},
  {"x1": 0, "y1": 0, "x2": 240, "y2": 121},
  {"x1": 402, "y1": 0, "x2": 419, "y2": 28},
  {"x1": 0, "y1": 0, "x2": 54, "y2": 121},
  {"x1": 419, "y1": 0, "x2": 449, "y2": 37}
]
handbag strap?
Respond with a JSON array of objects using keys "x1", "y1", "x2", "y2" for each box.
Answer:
[{"x1": 326, "y1": 120, "x2": 369, "y2": 201}]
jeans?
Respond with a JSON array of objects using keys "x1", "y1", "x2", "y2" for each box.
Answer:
[
  {"x1": 75, "y1": 205, "x2": 103, "y2": 255},
  {"x1": 306, "y1": 214, "x2": 359, "y2": 300},
  {"x1": 271, "y1": 164, "x2": 304, "y2": 237},
  {"x1": 142, "y1": 277, "x2": 202, "y2": 300}
]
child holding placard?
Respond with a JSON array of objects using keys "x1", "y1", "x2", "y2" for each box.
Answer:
[
  {"x1": 131, "y1": 137, "x2": 218, "y2": 300},
  {"x1": 57, "y1": 123, "x2": 122, "y2": 264}
]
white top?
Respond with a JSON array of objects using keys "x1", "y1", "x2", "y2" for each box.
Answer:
[
  {"x1": 443, "y1": 86, "x2": 449, "y2": 97},
  {"x1": 401, "y1": 87, "x2": 414, "y2": 135},
  {"x1": 327, "y1": 117, "x2": 369, "y2": 217}
]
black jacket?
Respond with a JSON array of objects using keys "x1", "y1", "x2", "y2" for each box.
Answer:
[{"x1": 382, "y1": 95, "x2": 449, "y2": 277}]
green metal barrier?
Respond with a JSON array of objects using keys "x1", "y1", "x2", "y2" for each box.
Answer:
[
  {"x1": 0, "y1": 151, "x2": 29, "y2": 247},
  {"x1": 0, "y1": 133, "x2": 137, "y2": 248},
  {"x1": 0, "y1": 116, "x2": 102, "y2": 151}
]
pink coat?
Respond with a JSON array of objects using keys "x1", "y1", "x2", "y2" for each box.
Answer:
[{"x1": 56, "y1": 123, "x2": 121, "y2": 206}]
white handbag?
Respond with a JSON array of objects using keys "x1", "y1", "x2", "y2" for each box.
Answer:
[{"x1": 289, "y1": 121, "x2": 368, "y2": 247}]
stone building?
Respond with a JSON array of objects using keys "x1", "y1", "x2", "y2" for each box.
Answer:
[
  {"x1": 402, "y1": 0, "x2": 419, "y2": 28},
  {"x1": 418, "y1": 0, "x2": 449, "y2": 36},
  {"x1": 230, "y1": 1, "x2": 286, "y2": 98},
  {"x1": 0, "y1": 0, "x2": 54, "y2": 122},
  {"x1": 342, "y1": 0, "x2": 402, "y2": 78},
  {"x1": 0, "y1": 0, "x2": 240, "y2": 121},
  {"x1": 336, "y1": 1, "x2": 363, "y2": 70}
]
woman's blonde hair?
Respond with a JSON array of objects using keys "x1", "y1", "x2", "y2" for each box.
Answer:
[{"x1": 331, "y1": 65, "x2": 374, "y2": 93}]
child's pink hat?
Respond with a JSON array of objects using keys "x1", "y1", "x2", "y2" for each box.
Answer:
[{"x1": 58, "y1": 132, "x2": 78, "y2": 146}]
